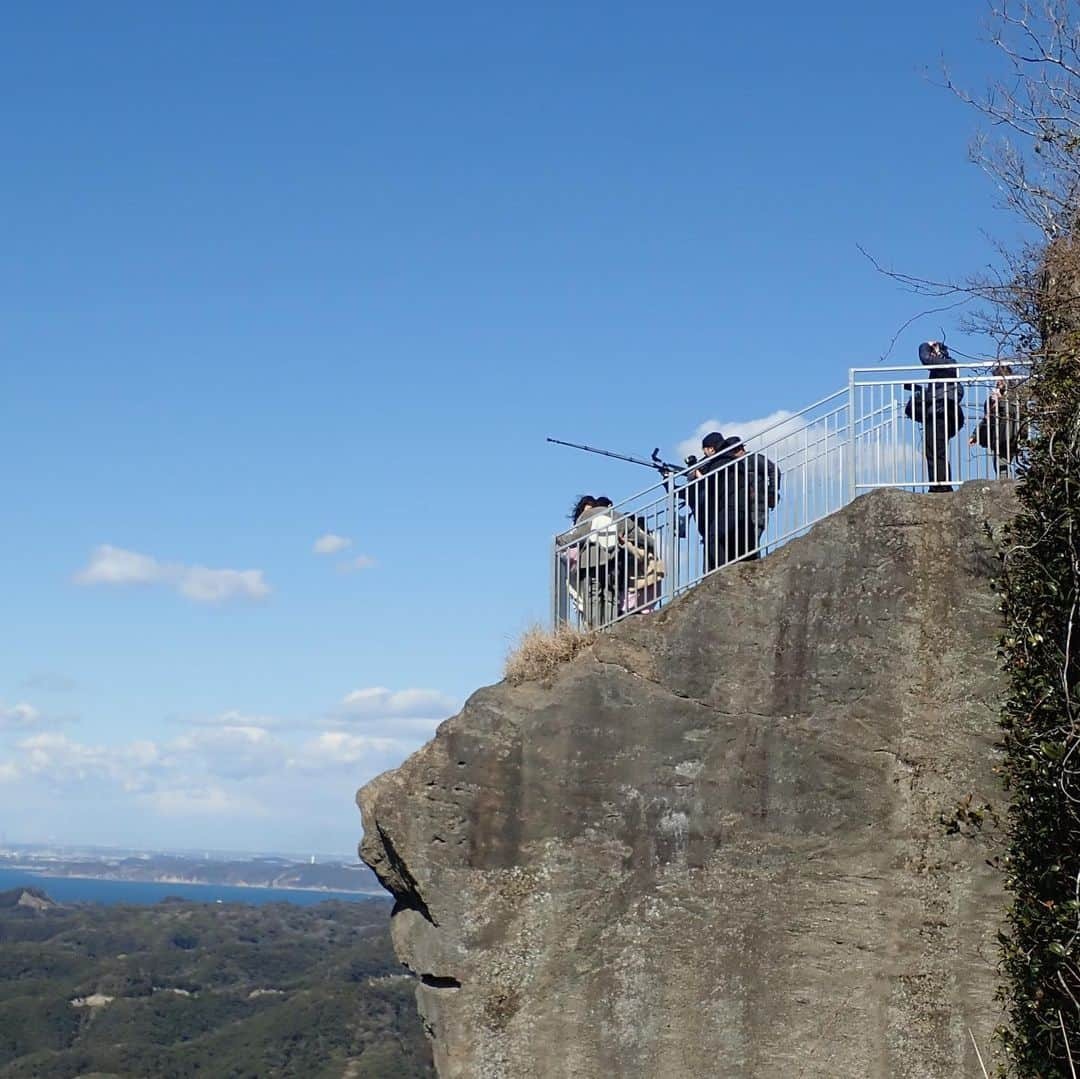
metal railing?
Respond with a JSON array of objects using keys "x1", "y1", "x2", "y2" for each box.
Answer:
[{"x1": 552, "y1": 362, "x2": 1028, "y2": 631}]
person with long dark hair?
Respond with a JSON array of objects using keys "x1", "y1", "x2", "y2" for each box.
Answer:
[
  {"x1": 557, "y1": 495, "x2": 619, "y2": 628},
  {"x1": 557, "y1": 496, "x2": 659, "y2": 628},
  {"x1": 970, "y1": 364, "x2": 1025, "y2": 477}
]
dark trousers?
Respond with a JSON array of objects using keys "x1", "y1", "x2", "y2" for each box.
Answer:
[
  {"x1": 732, "y1": 508, "x2": 767, "y2": 563},
  {"x1": 923, "y1": 422, "x2": 954, "y2": 494},
  {"x1": 702, "y1": 528, "x2": 725, "y2": 573},
  {"x1": 578, "y1": 574, "x2": 615, "y2": 628},
  {"x1": 701, "y1": 517, "x2": 762, "y2": 572},
  {"x1": 976, "y1": 416, "x2": 1020, "y2": 478}
]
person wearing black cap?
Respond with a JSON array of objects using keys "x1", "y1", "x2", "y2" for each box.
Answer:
[
  {"x1": 720, "y1": 436, "x2": 781, "y2": 562},
  {"x1": 700, "y1": 431, "x2": 728, "y2": 455},
  {"x1": 675, "y1": 431, "x2": 740, "y2": 572},
  {"x1": 905, "y1": 341, "x2": 965, "y2": 493}
]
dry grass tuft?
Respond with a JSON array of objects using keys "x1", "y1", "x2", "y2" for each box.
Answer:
[{"x1": 504, "y1": 624, "x2": 593, "y2": 685}]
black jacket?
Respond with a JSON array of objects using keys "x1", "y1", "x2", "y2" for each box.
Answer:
[
  {"x1": 677, "y1": 453, "x2": 743, "y2": 538},
  {"x1": 906, "y1": 365, "x2": 965, "y2": 427}
]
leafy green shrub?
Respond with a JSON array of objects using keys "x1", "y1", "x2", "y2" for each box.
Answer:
[{"x1": 996, "y1": 309, "x2": 1080, "y2": 1073}]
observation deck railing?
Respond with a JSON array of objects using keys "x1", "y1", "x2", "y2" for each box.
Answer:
[{"x1": 552, "y1": 362, "x2": 1027, "y2": 631}]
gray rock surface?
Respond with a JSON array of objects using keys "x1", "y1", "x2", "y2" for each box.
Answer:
[{"x1": 358, "y1": 483, "x2": 1013, "y2": 1078}]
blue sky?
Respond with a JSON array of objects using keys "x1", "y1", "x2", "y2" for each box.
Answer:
[{"x1": 1, "y1": 2, "x2": 1021, "y2": 854}]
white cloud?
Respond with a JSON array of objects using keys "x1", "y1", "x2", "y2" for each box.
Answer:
[
  {"x1": 313, "y1": 535, "x2": 376, "y2": 573},
  {"x1": 326, "y1": 686, "x2": 459, "y2": 741},
  {"x1": 337, "y1": 554, "x2": 377, "y2": 573},
  {"x1": 678, "y1": 406, "x2": 926, "y2": 490},
  {"x1": 677, "y1": 410, "x2": 799, "y2": 461},
  {"x1": 75, "y1": 545, "x2": 163, "y2": 586},
  {"x1": 139, "y1": 786, "x2": 269, "y2": 818},
  {"x1": 670, "y1": 408, "x2": 926, "y2": 561},
  {"x1": 11, "y1": 727, "x2": 284, "y2": 796},
  {"x1": 0, "y1": 702, "x2": 73, "y2": 733},
  {"x1": 169, "y1": 726, "x2": 283, "y2": 781},
  {"x1": 0, "y1": 682, "x2": 458, "y2": 850},
  {"x1": 176, "y1": 710, "x2": 285, "y2": 732},
  {"x1": 175, "y1": 693, "x2": 457, "y2": 739},
  {"x1": 16, "y1": 733, "x2": 161, "y2": 793},
  {"x1": 74, "y1": 546, "x2": 270, "y2": 605},
  {"x1": 313, "y1": 534, "x2": 352, "y2": 556},
  {"x1": 340, "y1": 687, "x2": 457, "y2": 720},
  {"x1": 0, "y1": 703, "x2": 43, "y2": 731},
  {"x1": 291, "y1": 732, "x2": 406, "y2": 771},
  {"x1": 178, "y1": 567, "x2": 270, "y2": 603},
  {"x1": 4, "y1": 720, "x2": 415, "y2": 824}
]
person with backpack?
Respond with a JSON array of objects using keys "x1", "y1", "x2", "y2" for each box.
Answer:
[
  {"x1": 721, "y1": 437, "x2": 781, "y2": 562},
  {"x1": 615, "y1": 516, "x2": 664, "y2": 615},
  {"x1": 673, "y1": 431, "x2": 738, "y2": 573},
  {"x1": 905, "y1": 341, "x2": 965, "y2": 493}
]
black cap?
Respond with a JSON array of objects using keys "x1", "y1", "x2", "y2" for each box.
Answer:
[
  {"x1": 719, "y1": 436, "x2": 744, "y2": 454},
  {"x1": 701, "y1": 431, "x2": 727, "y2": 450}
]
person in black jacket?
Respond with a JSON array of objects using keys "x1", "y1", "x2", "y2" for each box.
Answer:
[
  {"x1": 722, "y1": 438, "x2": 781, "y2": 562},
  {"x1": 673, "y1": 431, "x2": 736, "y2": 573},
  {"x1": 905, "y1": 341, "x2": 965, "y2": 493},
  {"x1": 670, "y1": 429, "x2": 782, "y2": 571}
]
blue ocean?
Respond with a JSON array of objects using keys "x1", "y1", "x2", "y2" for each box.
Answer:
[{"x1": 0, "y1": 867, "x2": 382, "y2": 907}]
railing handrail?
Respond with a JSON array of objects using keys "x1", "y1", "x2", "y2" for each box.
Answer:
[
  {"x1": 850, "y1": 360, "x2": 1020, "y2": 374},
  {"x1": 552, "y1": 362, "x2": 1031, "y2": 630},
  {"x1": 552, "y1": 387, "x2": 850, "y2": 539}
]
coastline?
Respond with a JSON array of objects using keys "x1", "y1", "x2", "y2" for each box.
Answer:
[
  {"x1": 9, "y1": 867, "x2": 381, "y2": 897},
  {"x1": 0, "y1": 867, "x2": 386, "y2": 907}
]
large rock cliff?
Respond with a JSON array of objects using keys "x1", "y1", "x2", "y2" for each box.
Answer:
[{"x1": 358, "y1": 484, "x2": 1013, "y2": 1078}]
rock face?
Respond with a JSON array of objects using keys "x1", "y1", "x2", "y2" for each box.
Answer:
[
  {"x1": 0, "y1": 886, "x2": 56, "y2": 912},
  {"x1": 358, "y1": 484, "x2": 1013, "y2": 1078},
  {"x1": 15, "y1": 888, "x2": 54, "y2": 912}
]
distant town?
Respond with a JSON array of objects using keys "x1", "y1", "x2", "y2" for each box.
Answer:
[{"x1": 0, "y1": 843, "x2": 381, "y2": 894}]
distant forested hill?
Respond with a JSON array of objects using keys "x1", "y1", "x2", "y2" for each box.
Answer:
[{"x1": 0, "y1": 889, "x2": 432, "y2": 1078}]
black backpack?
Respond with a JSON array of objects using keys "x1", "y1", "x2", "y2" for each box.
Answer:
[{"x1": 905, "y1": 383, "x2": 964, "y2": 433}]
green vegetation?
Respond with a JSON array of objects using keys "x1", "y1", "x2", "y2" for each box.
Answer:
[
  {"x1": 996, "y1": 283, "x2": 1080, "y2": 1076},
  {"x1": 952, "y1": 6, "x2": 1080, "y2": 1073},
  {"x1": 915, "y1": 4, "x2": 1080, "y2": 1069},
  {"x1": 0, "y1": 889, "x2": 433, "y2": 1079}
]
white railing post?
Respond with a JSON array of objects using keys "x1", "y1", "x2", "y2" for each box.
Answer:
[
  {"x1": 544, "y1": 363, "x2": 1031, "y2": 632},
  {"x1": 550, "y1": 539, "x2": 559, "y2": 628},
  {"x1": 845, "y1": 368, "x2": 857, "y2": 504},
  {"x1": 665, "y1": 477, "x2": 679, "y2": 604}
]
